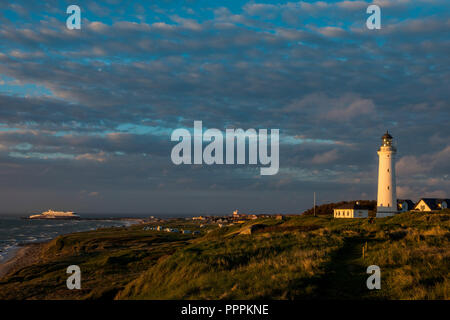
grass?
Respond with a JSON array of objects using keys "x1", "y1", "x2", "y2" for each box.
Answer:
[
  {"x1": 0, "y1": 211, "x2": 449, "y2": 300},
  {"x1": 118, "y1": 229, "x2": 343, "y2": 299},
  {"x1": 0, "y1": 224, "x2": 195, "y2": 299},
  {"x1": 362, "y1": 213, "x2": 450, "y2": 299}
]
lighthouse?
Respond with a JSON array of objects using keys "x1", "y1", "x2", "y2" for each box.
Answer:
[{"x1": 376, "y1": 131, "x2": 398, "y2": 217}]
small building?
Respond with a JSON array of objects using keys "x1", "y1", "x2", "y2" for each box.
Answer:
[
  {"x1": 333, "y1": 202, "x2": 369, "y2": 218},
  {"x1": 397, "y1": 199, "x2": 415, "y2": 212},
  {"x1": 182, "y1": 229, "x2": 191, "y2": 234},
  {"x1": 414, "y1": 198, "x2": 449, "y2": 212}
]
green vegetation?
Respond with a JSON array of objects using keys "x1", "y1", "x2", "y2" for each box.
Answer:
[
  {"x1": 302, "y1": 200, "x2": 377, "y2": 216},
  {"x1": 1, "y1": 211, "x2": 449, "y2": 300}
]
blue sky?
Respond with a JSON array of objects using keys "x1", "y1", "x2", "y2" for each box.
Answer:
[{"x1": 0, "y1": 0, "x2": 449, "y2": 214}]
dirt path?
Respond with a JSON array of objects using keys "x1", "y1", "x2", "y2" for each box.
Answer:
[{"x1": 312, "y1": 237, "x2": 371, "y2": 299}]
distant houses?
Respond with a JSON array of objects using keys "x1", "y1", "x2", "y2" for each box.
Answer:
[
  {"x1": 142, "y1": 225, "x2": 200, "y2": 235},
  {"x1": 188, "y1": 209, "x2": 266, "y2": 226},
  {"x1": 141, "y1": 210, "x2": 281, "y2": 234},
  {"x1": 232, "y1": 210, "x2": 257, "y2": 220}
]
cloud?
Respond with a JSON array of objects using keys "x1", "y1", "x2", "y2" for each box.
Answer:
[
  {"x1": 324, "y1": 97, "x2": 375, "y2": 121},
  {"x1": 337, "y1": 1, "x2": 367, "y2": 10},
  {"x1": 396, "y1": 155, "x2": 427, "y2": 176},
  {"x1": 396, "y1": 146, "x2": 450, "y2": 177},
  {"x1": 284, "y1": 93, "x2": 377, "y2": 124},
  {"x1": 311, "y1": 149, "x2": 339, "y2": 165},
  {"x1": 318, "y1": 26, "x2": 346, "y2": 37},
  {"x1": 75, "y1": 152, "x2": 107, "y2": 162},
  {"x1": 88, "y1": 21, "x2": 108, "y2": 32}
]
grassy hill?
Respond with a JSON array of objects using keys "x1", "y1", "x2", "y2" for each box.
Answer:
[{"x1": 0, "y1": 210, "x2": 449, "y2": 300}]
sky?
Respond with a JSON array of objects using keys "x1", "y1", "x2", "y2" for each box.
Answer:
[{"x1": 0, "y1": 0, "x2": 449, "y2": 215}]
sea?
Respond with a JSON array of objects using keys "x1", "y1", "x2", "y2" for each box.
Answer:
[{"x1": 0, "y1": 214, "x2": 145, "y2": 263}]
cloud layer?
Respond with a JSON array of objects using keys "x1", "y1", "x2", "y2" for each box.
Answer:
[{"x1": 0, "y1": 0, "x2": 449, "y2": 213}]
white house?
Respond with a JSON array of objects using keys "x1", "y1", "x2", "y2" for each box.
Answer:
[{"x1": 333, "y1": 202, "x2": 369, "y2": 218}]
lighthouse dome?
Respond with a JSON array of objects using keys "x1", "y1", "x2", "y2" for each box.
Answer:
[{"x1": 382, "y1": 131, "x2": 392, "y2": 140}]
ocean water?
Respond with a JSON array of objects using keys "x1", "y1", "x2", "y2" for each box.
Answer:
[{"x1": 0, "y1": 215, "x2": 139, "y2": 263}]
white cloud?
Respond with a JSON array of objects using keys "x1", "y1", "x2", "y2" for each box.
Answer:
[{"x1": 311, "y1": 149, "x2": 339, "y2": 164}]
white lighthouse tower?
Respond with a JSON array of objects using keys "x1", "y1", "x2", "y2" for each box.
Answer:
[{"x1": 376, "y1": 131, "x2": 397, "y2": 217}]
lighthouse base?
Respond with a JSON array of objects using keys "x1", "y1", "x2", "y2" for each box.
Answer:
[{"x1": 376, "y1": 206, "x2": 398, "y2": 218}]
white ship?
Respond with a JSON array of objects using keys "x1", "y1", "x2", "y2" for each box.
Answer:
[{"x1": 28, "y1": 210, "x2": 80, "y2": 220}]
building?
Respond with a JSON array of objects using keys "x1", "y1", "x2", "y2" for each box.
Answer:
[
  {"x1": 414, "y1": 198, "x2": 449, "y2": 212},
  {"x1": 376, "y1": 131, "x2": 398, "y2": 217},
  {"x1": 333, "y1": 202, "x2": 369, "y2": 218},
  {"x1": 397, "y1": 199, "x2": 415, "y2": 212}
]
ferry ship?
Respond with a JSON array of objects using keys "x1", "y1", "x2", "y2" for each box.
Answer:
[{"x1": 28, "y1": 210, "x2": 80, "y2": 220}]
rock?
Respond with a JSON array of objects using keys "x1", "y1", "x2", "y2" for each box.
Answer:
[{"x1": 239, "y1": 224, "x2": 266, "y2": 235}]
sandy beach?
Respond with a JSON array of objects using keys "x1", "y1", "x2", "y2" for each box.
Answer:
[{"x1": 0, "y1": 243, "x2": 43, "y2": 279}]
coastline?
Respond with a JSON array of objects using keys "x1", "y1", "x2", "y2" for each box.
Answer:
[
  {"x1": 0, "y1": 243, "x2": 43, "y2": 279},
  {"x1": 0, "y1": 218, "x2": 145, "y2": 280}
]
